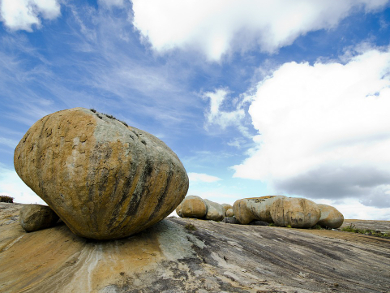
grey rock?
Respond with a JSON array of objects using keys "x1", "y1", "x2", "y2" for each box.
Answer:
[{"x1": 19, "y1": 204, "x2": 59, "y2": 232}]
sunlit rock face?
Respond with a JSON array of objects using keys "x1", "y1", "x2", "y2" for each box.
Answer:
[
  {"x1": 233, "y1": 195, "x2": 286, "y2": 224},
  {"x1": 270, "y1": 197, "x2": 321, "y2": 228},
  {"x1": 176, "y1": 196, "x2": 230, "y2": 221},
  {"x1": 14, "y1": 107, "x2": 189, "y2": 240},
  {"x1": 317, "y1": 204, "x2": 344, "y2": 229}
]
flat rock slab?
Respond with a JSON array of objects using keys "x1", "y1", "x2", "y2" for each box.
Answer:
[
  {"x1": 341, "y1": 219, "x2": 390, "y2": 233},
  {"x1": 0, "y1": 204, "x2": 389, "y2": 293}
]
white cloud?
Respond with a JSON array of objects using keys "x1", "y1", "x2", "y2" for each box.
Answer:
[
  {"x1": 131, "y1": 0, "x2": 389, "y2": 61},
  {"x1": 0, "y1": 165, "x2": 45, "y2": 204},
  {"x1": 202, "y1": 88, "x2": 251, "y2": 136},
  {"x1": 0, "y1": 0, "x2": 61, "y2": 31},
  {"x1": 233, "y1": 48, "x2": 390, "y2": 208},
  {"x1": 188, "y1": 172, "x2": 221, "y2": 183}
]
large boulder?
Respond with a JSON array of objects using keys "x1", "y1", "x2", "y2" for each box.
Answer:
[
  {"x1": 180, "y1": 195, "x2": 207, "y2": 218},
  {"x1": 14, "y1": 108, "x2": 189, "y2": 240},
  {"x1": 233, "y1": 196, "x2": 285, "y2": 224},
  {"x1": 317, "y1": 204, "x2": 344, "y2": 229},
  {"x1": 19, "y1": 204, "x2": 59, "y2": 232},
  {"x1": 270, "y1": 197, "x2": 320, "y2": 228}
]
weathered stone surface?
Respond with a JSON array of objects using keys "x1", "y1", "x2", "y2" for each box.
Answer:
[
  {"x1": 225, "y1": 208, "x2": 234, "y2": 217},
  {"x1": 177, "y1": 196, "x2": 227, "y2": 221},
  {"x1": 175, "y1": 202, "x2": 183, "y2": 217},
  {"x1": 233, "y1": 195, "x2": 285, "y2": 224},
  {"x1": 270, "y1": 197, "x2": 321, "y2": 228},
  {"x1": 1, "y1": 203, "x2": 390, "y2": 293},
  {"x1": 221, "y1": 203, "x2": 233, "y2": 216},
  {"x1": 19, "y1": 204, "x2": 59, "y2": 232},
  {"x1": 14, "y1": 108, "x2": 189, "y2": 240},
  {"x1": 204, "y1": 199, "x2": 225, "y2": 221},
  {"x1": 317, "y1": 204, "x2": 344, "y2": 229},
  {"x1": 180, "y1": 195, "x2": 207, "y2": 218}
]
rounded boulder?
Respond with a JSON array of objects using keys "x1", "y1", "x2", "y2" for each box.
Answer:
[
  {"x1": 19, "y1": 204, "x2": 59, "y2": 232},
  {"x1": 317, "y1": 204, "x2": 344, "y2": 229},
  {"x1": 14, "y1": 108, "x2": 189, "y2": 240},
  {"x1": 180, "y1": 195, "x2": 207, "y2": 218},
  {"x1": 270, "y1": 197, "x2": 320, "y2": 228},
  {"x1": 233, "y1": 196, "x2": 285, "y2": 224}
]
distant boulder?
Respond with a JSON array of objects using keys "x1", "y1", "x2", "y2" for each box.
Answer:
[
  {"x1": 180, "y1": 195, "x2": 207, "y2": 218},
  {"x1": 221, "y1": 204, "x2": 233, "y2": 216},
  {"x1": 270, "y1": 197, "x2": 320, "y2": 228},
  {"x1": 225, "y1": 208, "x2": 234, "y2": 217},
  {"x1": 14, "y1": 108, "x2": 189, "y2": 240},
  {"x1": 233, "y1": 196, "x2": 286, "y2": 224},
  {"x1": 19, "y1": 204, "x2": 59, "y2": 232},
  {"x1": 177, "y1": 196, "x2": 227, "y2": 221},
  {"x1": 204, "y1": 199, "x2": 225, "y2": 221},
  {"x1": 317, "y1": 204, "x2": 344, "y2": 229}
]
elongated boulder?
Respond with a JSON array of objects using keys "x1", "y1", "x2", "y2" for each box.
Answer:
[
  {"x1": 270, "y1": 197, "x2": 320, "y2": 228},
  {"x1": 233, "y1": 195, "x2": 286, "y2": 224},
  {"x1": 14, "y1": 108, "x2": 189, "y2": 240},
  {"x1": 180, "y1": 195, "x2": 207, "y2": 218},
  {"x1": 19, "y1": 204, "x2": 59, "y2": 232},
  {"x1": 317, "y1": 204, "x2": 344, "y2": 229}
]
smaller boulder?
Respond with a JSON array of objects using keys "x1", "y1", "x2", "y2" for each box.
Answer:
[
  {"x1": 20, "y1": 204, "x2": 59, "y2": 232},
  {"x1": 204, "y1": 199, "x2": 225, "y2": 221},
  {"x1": 180, "y1": 196, "x2": 207, "y2": 218},
  {"x1": 221, "y1": 204, "x2": 233, "y2": 216},
  {"x1": 225, "y1": 208, "x2": 234, "y2": 217},
  {"x1": 317, "y1": 204, "x2": 344, "y2": 229}
]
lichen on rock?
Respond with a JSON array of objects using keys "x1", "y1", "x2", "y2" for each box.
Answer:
[{"x1": 14, "y1": 107, "x2": 189, "y2": 240}]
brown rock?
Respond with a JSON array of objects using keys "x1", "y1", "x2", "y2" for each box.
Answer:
[
  {"x1": 180, "y1": 196, "x2": 207, "y2": 218},
  {"x1": 225, "y1": 208, "x2": 234, "y2": 217},
  {"x1": 270, "y1": 197, "x2": 320, "y2": 228},
  {"x1": 317, "y1": 204, "x2": 344, "y2": 229},
  {"x1": 19, "y1": 204, "x2": 59, "y2": 232},
  {"x1": 221, "y1": 204, "x2": 233, "y2": 216},
  {"x1": 233, "y1": 195, "x2": 285, "y2": 224},
  {"x1": 14, "y1": 108, "x2": 189, "y2": 240}
]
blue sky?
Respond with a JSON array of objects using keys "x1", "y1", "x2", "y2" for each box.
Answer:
[{"x1": 1, "y1": 0, "x2": 390, "y2": 220}]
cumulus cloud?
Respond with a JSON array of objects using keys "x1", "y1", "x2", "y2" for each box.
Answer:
[
  {"x1": 131, "y1": 0, "x2": 389, "y2": 60},
  {"x1": 188, "y1": 172, "x2": 221, "y2": 183},
  {"x1": 233, "y1": 48, "x2": 390, "y2": 208},
  {"x1": 202, "y1": 88, "x2": 251, "y2": 137},
  {"x1": 0, "y1": 0, "x2": 61, "y2": 31}
]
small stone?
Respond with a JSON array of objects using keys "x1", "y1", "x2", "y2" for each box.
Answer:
[{"x1": 19, "y1": 204, "x2": 59, "y2": 232}]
